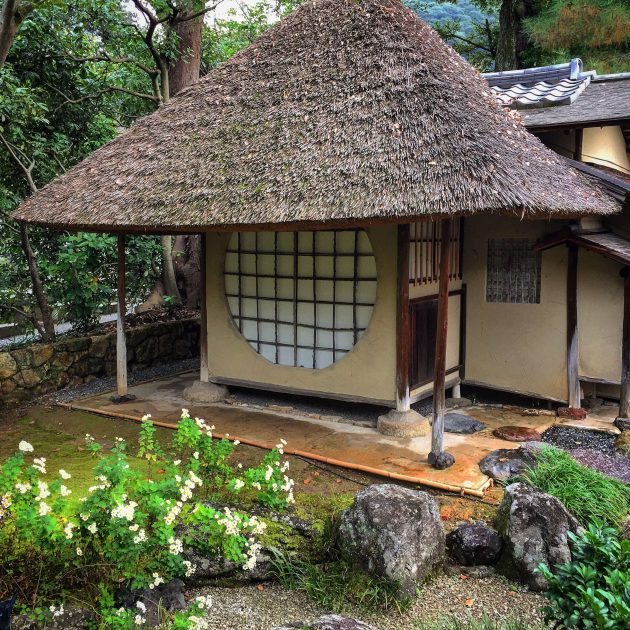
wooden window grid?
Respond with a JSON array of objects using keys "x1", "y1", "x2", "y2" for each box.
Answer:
[
  {"x1": 409, "y1": 219, "x2": 463, "y2": 285},
  {"x1": 486, "y1": 238, "x2": 541, "y2": 304},
  {"x1": 224, "y1": 229, "x2": 377, "y2": 369}
]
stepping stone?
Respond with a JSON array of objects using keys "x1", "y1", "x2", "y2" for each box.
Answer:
[
  {"x1": 479, "y1": 447, "x2": 538, "y2": 480},
  {"x1": 444, "y1": 412, "x2": 486, "y2": 434},
  {"x1": 493, "y1": 425, "x2": 541, "y2": 442},
  {"x1": 446, "y1": 397, "x2": 473, "y2": 409}
]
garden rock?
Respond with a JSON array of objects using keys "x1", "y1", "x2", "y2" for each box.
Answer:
[
  {"x1": 273, "y1": 614, "x2": 377, "y2": 630},
  {"x1": 446, "y1": 523, "x2": 503, "y2": 565},
  {"x1": 496, "y1": 482, "x2": 581, "y2": 590},
  {"x1": 444, "y1": 412, "x2": 486, "y2": 434},
  {"x1": 614, "y1": 431, "x2": 630, "y2": 456},
  {"x1": 183, "y1": 548, "x2": 273, "y2": 585},
  {"x1": 479, "y1": 446, "x2": 538, "y2": 481},
  {"x1": 115, "y1": 579, "x2": 186, "y2": 627},
  {"x1": 12, "y1": 606, "x2": 94, "y2": 629},
  {"x1": 614, "y1": 417, "x2": 630, "y2": 432},
  {"x1": 493, "y1": 425, "x2": 541, "y2": 442},
  {"x1": 337, "y1": 484, "x2": 445, "y2": 597}
]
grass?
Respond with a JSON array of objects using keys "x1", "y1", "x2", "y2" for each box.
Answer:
[
  {"x1": 520, "y1": 445, "x2": 630, "y2": 528},
  {"x1": 270, "y1": 549, "x2": 412, "y2": 614},
  {"x1": 417, "y1": 616, "x2": 545, "y2": 630}
]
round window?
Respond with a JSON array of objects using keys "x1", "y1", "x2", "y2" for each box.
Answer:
[{"x1": 224, "y1": 230, "x2": 377, "y2": 369}]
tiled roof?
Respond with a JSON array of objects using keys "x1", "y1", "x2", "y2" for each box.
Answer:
[
  {"x1": 485, "y1": 60, "x2": 594, "y2": 109},
  {"x1": 483, "y1": 60, "x2": 630, "y2": 129}
]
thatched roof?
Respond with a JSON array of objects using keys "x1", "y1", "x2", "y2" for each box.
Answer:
[{"x1": 13, "y1": 0, "x2": 617, "y2": 232}]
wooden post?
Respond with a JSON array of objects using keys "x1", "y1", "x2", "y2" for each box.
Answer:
[
  {"x1": 567, "y1": 244, "x2": 581, "y2": 409},
  {"x1": 620, "y1": 268, "x2": 630, "y2": 418},
  {"x1": 115, "y1": 234, "x2": 128, "y2": 398},
  {"x1": 200, "y1": 232, "x2": 209, "y2": 383},
  {"x1": 430, "y1": 219, "x2": 452, "y2": 462},
  {"x1": 396, "y1": 224, "x2": 411, "y2": 412}
]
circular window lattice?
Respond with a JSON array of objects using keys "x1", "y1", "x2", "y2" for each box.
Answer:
[{"x1": 224, "y1": 230, "x2": 377, "y2": 369}]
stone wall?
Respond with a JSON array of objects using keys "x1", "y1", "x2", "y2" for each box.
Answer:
[{"x1": 0, "y1": 318, "x2": 200, "y2": 405}]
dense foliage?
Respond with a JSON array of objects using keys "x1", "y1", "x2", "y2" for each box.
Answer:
[
  {"x1": 521, "y1": 446, "x2": 630, "y2": 528},
  {"x1": 0, "y1": 409, "x2": 294, "y2": 627},
  {"x1": 537, "y1": 523, "x2": 630, "y2": 629}
]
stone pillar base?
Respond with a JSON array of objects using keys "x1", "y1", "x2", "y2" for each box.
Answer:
[
  {"x1": 183, "y1": 380, "x2": 229, "y2": 404},
  {"x1": 557, "y1": 406, "x2": 588, "y2": 420},
  {"x1": 428, "y1": 450, "x2": 455, "y2": 470},
  {"x1": 377, "y1": 409, "x2": 430, "y2": 437},
  {"x1": 111, "y1": 393, "x2": 137, "y2": 404}
]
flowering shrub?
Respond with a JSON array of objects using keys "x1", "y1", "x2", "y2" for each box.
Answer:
[{"x1": 0, "y1": 410, "x2": 294, "y2": 627}]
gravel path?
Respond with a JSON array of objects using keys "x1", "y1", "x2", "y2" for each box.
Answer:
[
  {"x1": 41, "y1": 358, "x2": 200, "y2": 404},
  {"x1": 542, "y1": 425, "x2": 630, "y2": 484},
  {"x1": 191, "y1": 574, "x2": 546, "y2": 629},
  {"x1": 542, "y1": 425, "x2": 616, "y2": 454}
]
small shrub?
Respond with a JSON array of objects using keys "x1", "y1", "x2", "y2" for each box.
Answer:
[
  {"x1": 0, "y1": 409, "x2": 295, "y2": 628},
  {"x1": 536, "y1": 522, "x2": 630, "y2": 629},
  {"x1": 271, "y1": 549, "x2": 410, "y2": 614},
  {"x1": 521, "y1": 446, "x2": 630, "y2": 527}
]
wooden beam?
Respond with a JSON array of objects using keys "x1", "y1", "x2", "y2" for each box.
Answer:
[
  {"x1": 396, "y1": 224, "x2": 411, "y2": 411},
  {"x1": 116, "y1": 234, "x2": 128, "y2": 397},
  {"x1": 620, "y1": 268, "x2": 630, "y2": 418},
  {"x1": 567, "y1": 244, "x2": 581, "y2": 408},
  {"x1": 431, "y1": 219, "x2": 452, "y2": 460},
  {"x1": 200, "y1": 233, "x2": 209, "y2": 383}
]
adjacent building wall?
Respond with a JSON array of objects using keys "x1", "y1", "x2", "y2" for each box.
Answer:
[
  {"x1": 582, "y1": 125, "x2": 630, "y2": 174},
  {"x1": 463, "y1": 215, "x2": 569, "y2": 401},
  {"x1": 204, "y1": 226, "x2": 398, "y2": 405}
]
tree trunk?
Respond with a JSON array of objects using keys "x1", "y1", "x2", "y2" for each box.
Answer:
[
  {"x1": 160, "y1": 234, "x2": 180, "y2": 300},
  {"x1": 495, "y1": 0, "x2": 537, "y2": 71},
  {"x1": 0, "y1": 0, "x2": 19, "y2": 70},
  {"x1": 495, "y1": 0, "x2": 518, "y2": 71},
  {"x1": 19, "y1": 224, "x2": 55, "y2": 341},
  {"x1": 168, "y1": 2, "x2": 204, "y2": 307},
  {"x1": 169, "y1": 5, "x2": 203, "y2": 97}
]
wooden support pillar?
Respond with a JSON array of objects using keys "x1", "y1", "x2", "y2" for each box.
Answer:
[
  {"x1": 620, "y1": 268, "x2": 630, "y2": 418},
  {"x1": 396, "y1": 223, "x2": 411, "y2": 412},
  {"x1": 200, "y1": 232, "x2": 209, "y2": 383},
  {"x1": 566, "y1": 244, "x2": 581, "y2": 409},
  {"x1": 113, "y1": 234, "x2": 129, "y2": 401},
  {"x1": 429, "y1": 218, "x2": 453, "y2": 468}
]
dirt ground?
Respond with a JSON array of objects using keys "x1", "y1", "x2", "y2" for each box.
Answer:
[{"x1": 0, "y1": 402, "x2": 502, "y2": 527}]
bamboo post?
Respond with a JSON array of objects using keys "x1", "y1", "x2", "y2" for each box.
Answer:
[
  {"x1": 200, "y1": 232, "x2": 209, "y2": 383},
  {"x1": 430, "y1": 219, "x2": 453, "y2": 467},
  {"x1": 566, "y1": 244, "x2": 581, "y2": 409},
  {"x1": 619, "y1": 268, "x2": 630, "y2": 418},
  {"x1": 114, "y1": 234, "x2": 128, "y2": 400}
]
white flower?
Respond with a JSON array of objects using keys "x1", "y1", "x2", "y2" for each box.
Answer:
[
  {"x1": 18, "y1": 441, "x2": 34, "y2": 453},
  {"x1": 149, "y1": 573, "x2": 164, "y2": 589},
  {"x1": 60, "y1": 485, "x2": 72, "y2": 497},
  {"x1": 233, "y1": 439, "x2": 240, "y2": 446},
  {"x1": 237, "y1": 463, "x2": 243, "y2": 469},
  {"x1": 192, "y1": 451, "x2": 199, "y2": 460},
  {"x1": 15, "y1": 482, "x2": 31, "y2": 494},
  {"x1": 87, "y1": 522, "x2": 98, "y2": 534},
  {"x1": 59, "y1": 469, "x2": 71, "y2": 480},
  {"x1": 133, "y1": 529, "x2": 146, "y2": 544},
  {"x1": 168, "y1": 536, "x2": 183, "y2": 555},
  {"x1": 38, "y1": 501, "x2": 51, "y2": 516},
  {"x1": 264, "y1": 465, "x2": 274, "y2": 481},
  {"x1": 134, "y1": 614, "x2": 145, "y2": 625},
  {"x1": 64, "y1": 522, "x2": 75, "y2": 539},
  {"x1": 35, "y1": 481, "x2": 50, "y2": 500},
  {"x1": 80, "y1": 513, "x2": 90, "y2": 521},
  {"x1": 136, "y1": 601, "x2": 146, "y2": 612},
  {"x1": 32, "y1": 457, "x2": 46, "y2": 474},
  {"x1": 183, "y1": 560, "x2": 196, "y2": 577},
  {"x1": 142, "y1": 414, "x2": 152, "y2": 421},
  {"x1": 129, "y1": 523, "x2": 139, "y2": 532},
  {"x1": 233, "y1": 479, "x2": 245, "y2": 490},
  {"x1": 49, "y1": 604, "x2": 64, "y2": 618},
  {"x1": 76, "y1": 547, "x2": 83, "y2": 556},
  {"x1": 173, "y1": 459, "x2": 181, "y2": 466},
  {"x1": 111, "y1": 501, "x2": 137, "y2": 521}
]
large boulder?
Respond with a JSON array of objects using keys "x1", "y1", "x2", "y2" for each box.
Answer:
[
  {"x1": 446, "y1": 523, "x2": 503, "y2": 566},
  {"x1": 273, "y1": 615, "x2": 377, "y2": 630},
  {"x1": 337, "y1": 484, "x2": 445, "y2": 597},
  {"x1": 496, "y1": 483, "x2": 581, "y2": 591}
]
